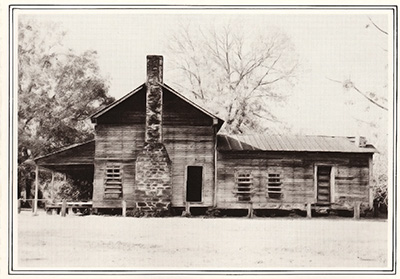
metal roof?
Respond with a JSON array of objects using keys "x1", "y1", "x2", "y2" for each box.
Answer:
[
  {"x1": 217, "y1": 134, "x2": 376, "y2": 153},
  {"x1": 34, "y1": 140, "x2": 95, "y2": 165}
]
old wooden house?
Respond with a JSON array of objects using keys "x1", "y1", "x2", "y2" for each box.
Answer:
[{"x1": 35, "y1": 55, "x2": 376, "y2": 216}]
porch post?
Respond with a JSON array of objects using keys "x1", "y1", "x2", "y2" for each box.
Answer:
[
  {"x1": 354, "y1": 201, "x2": 361, "y2": 219},
  {"x1": 307, "y1": 203, "x2": 312, "y2": 218},
  {"x1": 368, "y1": 156, "x2": 374, "y2": 209},
  {"x1": 122, "y1": 200, "x2": 127, "y2": 217},
  {"x1": 51, "y1": 171, "x2": 55, "y2": 201},
  {"x1": 33, "y1": 165, "x2": 39, "y2": 215},
  {"x1": 213, "y1": 124, "x2": 218, "y2": 208}
]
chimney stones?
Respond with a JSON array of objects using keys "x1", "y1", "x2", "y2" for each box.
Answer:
[
  {"x1": 134, "y1": 55, "x2": 172, "y2": 214},
  {"x1": 145, "y1": 55, "x2": 163, "y2": 143}
]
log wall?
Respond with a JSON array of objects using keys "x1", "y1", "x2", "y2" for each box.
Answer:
[
  {"x1": 216, "y1": 151, "x2": 372, "y2": 210},
  {"x1": 164, "y1": 126, "x2": 215, "y2": 207},
  {"x1": 92, "y1": 123, "x2": 216, "y2": 208}
]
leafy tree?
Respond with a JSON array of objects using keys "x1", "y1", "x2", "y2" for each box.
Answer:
[
  {"x1": 168, "y1": 23, "x2": 298, "y2": 133},
  {"x1": 18, "y1": 17, "x2": 115, "y2": 200},
  {"x1": 56, "y1": 178, "x2": 93, "y2": 202}
]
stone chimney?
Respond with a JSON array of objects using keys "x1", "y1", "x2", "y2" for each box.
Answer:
[
  {"x1": 145, "y1": 55, "x2": 163, "y2": 143},
  {"x1": 347, "y1": 136, "x2": 367, "y2": 148},
  {"x1": 134, "y1": 55, "x2": 172, "y2": 214}
]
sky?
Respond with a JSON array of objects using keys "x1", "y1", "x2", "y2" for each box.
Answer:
[{"x1": 17, "y1": 8, "x2": 392, "y2": 142}]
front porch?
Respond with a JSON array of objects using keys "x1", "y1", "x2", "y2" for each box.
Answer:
[{"x1": 32, "y1": 141, "x2": 95, "y2": 214}]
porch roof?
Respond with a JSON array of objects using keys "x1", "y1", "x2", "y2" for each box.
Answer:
[{"x1": 34, "y1": 140, "x2": 95, "y2": 172}]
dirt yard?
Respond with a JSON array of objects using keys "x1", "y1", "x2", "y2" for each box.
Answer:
[{"x1": 15, "y1": 210, "x2": 389, "y2": 270}]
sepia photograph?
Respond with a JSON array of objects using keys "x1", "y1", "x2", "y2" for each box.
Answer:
[{"x1": 1, "y1": 3, "x2": 397, "y2": 277}]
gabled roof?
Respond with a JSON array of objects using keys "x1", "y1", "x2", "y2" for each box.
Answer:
[
  {"x1": 90, "y1": 82, "x2": 224, "y2": 128},
  {"x1": 218, "y1": 134, "x2": 376, "y2": 153},
  {"x1": 90, "y1": 84, "x2": 145, "y2": 122},
  {"x1": 160, "y1": 83, "x2": 223, "y2": 124}
]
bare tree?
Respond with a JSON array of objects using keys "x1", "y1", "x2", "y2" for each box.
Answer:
[
  {"x1": 327, "y1": 77, "x2": 388, "y2": 111},
  {"x1": 168, "y1": 23, "x2": 298, "y2": 133},
  {"x1": 328, "y1": 17, "x2": 389, "y2": 112},
  {"x1": 328, "y1": 16, "x2": 390, "y2": 212}
]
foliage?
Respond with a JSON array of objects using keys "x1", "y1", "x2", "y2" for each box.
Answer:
[
  {"x1": 18, "y1": 17, "x2": 114, "y2": 200},
  {"x1": 205, "y1": 208, "x2": 222, "y2": 218},
  {"x1": 168, "y1": 23, "x2": 298, "y2": 133},
  {"x1": 126, "y1": 209, "x2": 146, "y2": 217},
  {"x1": 373, "y1": 172, "x2": 388, "y2": 209},
  {"x1": 127, "y1": 208, "x2": 171, "y2": 218},
  {"x1": 56, "y1": 178, "x2": 93, "y2": 201},
  {"x1": 17, "y1": 160, "x2": 35, "y2": 199},
  {"x1": 18, "y1": 17, "x2": 114, "y2": 159}
]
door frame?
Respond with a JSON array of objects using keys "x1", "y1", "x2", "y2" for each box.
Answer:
[
  {"x1": 314, "y1": 164, "x2": 336, "y2": 204},
  {"x1": 185, "y1": 165, "x2": 204, "y2": 203}
]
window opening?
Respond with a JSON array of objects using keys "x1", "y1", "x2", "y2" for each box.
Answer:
[
  {"x1": 267, "y1": 173, "x2": 282, "y2": 199},
  {"x1": 235, "y1": 172, "x2": 253, "y2": 202},
  {"x1": 104, "y1": 165, "x2": 122, "y2": 199}
]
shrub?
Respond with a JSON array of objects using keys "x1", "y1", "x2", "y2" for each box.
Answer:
[{"x1": 205, "y1": 208, "x2": 221, "y2": 218}]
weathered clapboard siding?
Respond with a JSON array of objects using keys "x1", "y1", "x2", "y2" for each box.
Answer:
[
  {"x1": 163, "y1": 88, "x2": 213, "y2": 126},
  {"x1": 93, "y1": 123, "x2": 145, "y2": 208},
  {"x1": 92, "y1": 90, "x2": 217, "y2": 208},
  {"x1": 164, "y1": 126, "x2": 215, "y2": 207},
  {"x1": 96, "y1": 87, "x2": 147, "y2": 125},
  {"x1": 95, "y1": 86, "x2": 213, "y2": 126},
  {"x1": 95, "y1": 124, "x2": 145, "y2": 159},
  {"x1": 334, "y1": 166, "x2": 370, "y2": 206},
  {"x1": 92, "y1": 160, "x2": 136, "y2": 208},
  {"x1": 216, "y1": 151, "x2": 372, "y2": 209}
]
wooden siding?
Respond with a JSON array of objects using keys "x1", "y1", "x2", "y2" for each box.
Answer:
[
  {"x1": 92, "y1": 79, "x2": 219, "y2": 209},
  {"x1": 93, "y1": 123, "x2": 144, "y2": 207},
  {"x1": 93, "y1": 123, "x2": 216, "y2": 208},
  {"x1": 95, "y1": 124, "x2": 145, "y2": 160},
  {"x1": 96, "y1": 87, "x2": 213, "y2": 126},
  {"x1": 216, "y1": 151, "x2": 372, "y2": 209},
  {"x1": 163, "y1": 89, "x2": 213, "y2": 126},
  {"x1": 96, "y1": 87, "x2": 147, "y2": 124},
  {"x1": 92, "y1": 159, "x2": 136, "y2": 208},
  {"x1": 164, "y1": 126, "x2": 215, "y2": 207}
]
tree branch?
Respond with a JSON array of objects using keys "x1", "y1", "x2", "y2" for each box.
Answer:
[
  {"x1": 327, "y1": 77, "x2": 388, "y2": 111},
  {"x1": 351, "y1": 84, "x2": 388, "y2": 111},
  {"x1": 368, "y1": 17, "x2": 388, "y2": 35}
]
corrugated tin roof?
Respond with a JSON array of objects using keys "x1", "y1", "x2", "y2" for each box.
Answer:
[{"x1": 217, "y1": 134, "x2": 376, "y2": 153}]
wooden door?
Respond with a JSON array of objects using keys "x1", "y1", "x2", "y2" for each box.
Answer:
[
  {"x1": 186, "y1": 166, "x2": 203, "y2": 202},
  {"x1": 316, "y1": 166, "x2": 331, "y2": 205}
]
